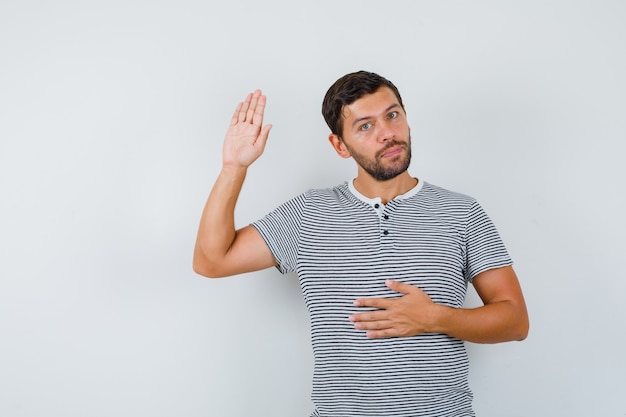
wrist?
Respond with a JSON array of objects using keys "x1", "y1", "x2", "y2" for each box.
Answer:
[
  {"x1": 428, "y1": 304, "x2": 455, "y2": 334},
  {"x1": 220, "y1": 163, "x2": 248, "y2": 176}
]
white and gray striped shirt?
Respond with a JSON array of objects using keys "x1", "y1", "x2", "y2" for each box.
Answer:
[{"x1": 252, "y1": 180, "x2": 512, "y2": 417}]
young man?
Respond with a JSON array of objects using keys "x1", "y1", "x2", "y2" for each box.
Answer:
[{"x1": 193, "y1": 71, "x2": 529, "y2": 417}]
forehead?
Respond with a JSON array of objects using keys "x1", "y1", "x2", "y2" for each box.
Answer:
[{"x1": 340, "y1": 87, "x2": 402, "y2": 122}]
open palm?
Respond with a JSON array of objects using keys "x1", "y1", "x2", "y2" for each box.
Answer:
[{"x1": 222, "y1": 89, "x2": 272, "y2": 168}]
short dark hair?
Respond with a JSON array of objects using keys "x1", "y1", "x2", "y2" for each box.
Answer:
[{"x1": 322, "y1": 71, "x2": 404, "y2": 137}]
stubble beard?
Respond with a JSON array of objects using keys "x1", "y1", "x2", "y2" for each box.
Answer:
[{"x1": 348, "y1": 137, "x2": 412, "y2": 182}]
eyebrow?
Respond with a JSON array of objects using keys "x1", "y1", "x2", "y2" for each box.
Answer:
[{"x1": 350, "y1": 104, "x2": 402, "y2": 129}]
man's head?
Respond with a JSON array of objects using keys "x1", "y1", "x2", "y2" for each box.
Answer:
[
  {"x1": 323, "y1": 71, "x2": 411, "y2": 182},
  {"x1": 322, "y1": 71, "x2": 405, "y2": 138}
]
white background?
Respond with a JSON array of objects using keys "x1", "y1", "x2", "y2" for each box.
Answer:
[{"x1": 1, "y1": 1, "x2": 625, "y2": 416}]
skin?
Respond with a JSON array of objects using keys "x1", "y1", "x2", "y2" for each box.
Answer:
[
  {"x1": 327, "y1": 87, "x2": 416, "y2": 203},
  {"x1": 193, "y1": 90, "x2": 276, "y2": 278},
  {"x1": 193, "y1": 87, "x2": 529, "y2": 343}
]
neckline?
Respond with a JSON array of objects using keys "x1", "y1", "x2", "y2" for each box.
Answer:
[{"x1": 347, "y1": 178, "x2": 423, "y2": 208}]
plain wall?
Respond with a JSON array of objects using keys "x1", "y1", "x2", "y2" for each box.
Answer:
[{"x1": 1, "y1": 1, "x2": 625, "y2": 416}]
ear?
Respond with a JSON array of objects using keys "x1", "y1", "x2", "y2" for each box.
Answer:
[{"x1": 328, "y1": 134, "x2": 352, "y2": 159}]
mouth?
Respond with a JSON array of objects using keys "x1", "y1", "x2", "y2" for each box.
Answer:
[{"x1": 379, "y1": 144, "x2": 405, "y2": 159}]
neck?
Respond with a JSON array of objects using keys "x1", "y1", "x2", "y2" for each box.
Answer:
[{"x1": 352, "y1": 171, "x2": 418, "y2": 204}]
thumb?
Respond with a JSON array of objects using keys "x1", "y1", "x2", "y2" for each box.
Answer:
[{"x1": 255, "y1": 124, "x2": 272, "y2": 149}]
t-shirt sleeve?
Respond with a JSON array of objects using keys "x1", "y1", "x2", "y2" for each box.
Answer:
[
  {"x1": 251, "y1": 192, "x2": 308, "y2": 275},
  {"x1": 465, "y1": 200, "x2": 513, "y2": 281}
]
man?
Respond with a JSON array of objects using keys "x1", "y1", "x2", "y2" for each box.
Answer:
[{"x1": 193, "y1": 71, "x2": 529, "y2": 417}]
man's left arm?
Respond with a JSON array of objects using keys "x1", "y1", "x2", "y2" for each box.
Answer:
[{"x1": 350, "y1": 265, "x2": 529, "y2": 343}]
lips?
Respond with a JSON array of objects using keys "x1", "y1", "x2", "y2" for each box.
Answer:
[
  {"x1": 382, "y1": 147, "x2": 403, "y2": 158},
  {"x1": 378, "y1": 142, "x2": 406, "y2": 159}
]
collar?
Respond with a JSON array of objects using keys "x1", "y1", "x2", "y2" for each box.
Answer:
[{"x1": 347, "y1": 178, "x2": 423, "y2": 209}]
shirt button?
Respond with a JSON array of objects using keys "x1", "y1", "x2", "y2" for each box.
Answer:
[
  {"x1": 374, "y1": 203, "x2": 380, "y2": 209},
  {"x1": 383, "y1": 230, "x2": 389, "y2": 235},
  {"x1": 383, "y1": 215, "x2": 389, "y2": 220}
]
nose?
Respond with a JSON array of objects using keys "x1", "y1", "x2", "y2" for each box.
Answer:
[{"x1": 377, "y1": 119, "x2": 395, "y2": 142}]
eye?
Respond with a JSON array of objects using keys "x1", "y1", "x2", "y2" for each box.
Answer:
[
  {"x1": 359, "y1": 122, "x2": 372, "y2": 131},
  {"x1": 388, "y1": 111, "x2": 398, "y2": 119}
]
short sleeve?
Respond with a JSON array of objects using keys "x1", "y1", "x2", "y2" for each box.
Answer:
[
  {"x1": 465, "y1": 200, "x2": 512, "y2": 281},
  {"x1": 251, "y1": 192, "x2": 308, "y2": 274}
]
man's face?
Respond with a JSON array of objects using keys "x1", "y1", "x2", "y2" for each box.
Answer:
[{"x1": 334, "y1": 87, "x2": 411, "y2": 181}]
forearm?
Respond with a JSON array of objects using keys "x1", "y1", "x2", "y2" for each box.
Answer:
[
  {"x1": 193, "y1": 165, "x2": 247, "y2": 274},
  {"x1": 432, "y1": 300, "x2": 529, "y2": 344}
]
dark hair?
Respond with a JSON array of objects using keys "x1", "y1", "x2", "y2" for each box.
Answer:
[{"x1": 322, "y1": 70, "x2": 404, "y2": 137}]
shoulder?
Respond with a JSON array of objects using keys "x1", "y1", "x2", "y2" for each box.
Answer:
[
  {"x1": 417, "y1": 181, "x2": 477, "y2": 209},
  {"x1": 304, "y1": 182, "x2": 350, "y2": 197},
  {"x1": 300, "y1": 182, "x2": 356, "y2": 205},
  {"x1": 270, "y1": 182, "x2": 356, "y2": 214}
]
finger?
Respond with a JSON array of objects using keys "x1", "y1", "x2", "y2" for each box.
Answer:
[
  {"x1": 353, "y1": 297, "x2": 393, "y2": 309},
  {"x1": 253, "y1": 124, "x2": 272, "y2": 150},
  {"x1": 237, "y1": 92, "x2": 253, "y2": 123},
  {"x1": 252, "y1": 94, "x2": 267, "y2": 127},
  {"x1": 230, "y1": 101, "x2": 243, "y2": 126},
  {"x1": 365, "y1": 328, "x2": 400, "y2": 339},
  {"x1": 358, "y1": 320, "x2": 411, "y2": 338},
  {"x1": 349, "y1": 310, "x2": 387, "y2": 323},
  {"x1": 386, "y1": 279, "x2": 418, "y2": 295},
  {"x1": 246, "y1": 90, "x2": 261, "y2": 123},
  {"x1": 353, "y1": 319, "x2": 394, "y2": 331}
]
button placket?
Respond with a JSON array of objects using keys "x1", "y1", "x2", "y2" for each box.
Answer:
[
  {"x1": 368, "y1": 201, "x2": 391, "y2": 237},
  {"x1": 380, "y1": 207, "x2": 390, "y2": 237}
]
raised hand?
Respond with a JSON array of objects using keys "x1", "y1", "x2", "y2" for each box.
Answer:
[{"x1": 222, "y1": 89, "x2": 272, "y2": 169}]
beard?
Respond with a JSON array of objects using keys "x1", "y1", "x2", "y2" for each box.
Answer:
[{"x1": 346, "y1": 137, "x2": 412, "y2": 182}]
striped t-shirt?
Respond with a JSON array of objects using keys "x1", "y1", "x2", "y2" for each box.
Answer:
[{"x1": 252, "y1": 180, "x2": 512, "y2": 417}]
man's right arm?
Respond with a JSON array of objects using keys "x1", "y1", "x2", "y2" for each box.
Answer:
[{"x1": 192, "y1": 90, "x2": 277, "y2": 278}]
